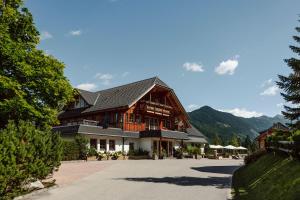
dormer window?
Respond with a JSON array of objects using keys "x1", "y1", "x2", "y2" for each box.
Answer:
[{"x1": 74, "y1": 96, "x2": 88, "y2": 108}]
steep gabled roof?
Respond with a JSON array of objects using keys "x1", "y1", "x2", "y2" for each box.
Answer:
[
  {"x1": 83, "y1": 77, "x2": 169, "y2": 112},
  {"x1": 59, "y1": 77, "x2": 174, "y2": 118},
  {"x1": 258, "y1": 122, "x2": 289, "y2": 134},
  {"x1": 77, "y1": 89, "x2": 99, "y2": 105}
]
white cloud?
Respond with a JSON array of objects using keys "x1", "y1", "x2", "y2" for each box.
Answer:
[
  {"x1": 186, "y1": 104, "x2": 200, "y2": 112},
  {"x1": 94, "y1": 73, "x2": 113, "y2": 85},
  {"x1": 261, "y1": 79, "x2": 273, "y2": 88},
  {"x1": 122, "y1": 72, "x2": 130, "y2": 77},
  {"x1": 260, "y1": 85, "x2": 279, "y2": 96},
  {"x1": 215, "y1": 58, "x2": 238, "y2": 75},
  {"x1": 219, "y1": 108, "x2": 263, "y2": 118},
  {"x1": 40, "y1": 31, "x2": 53, "y2": 40},
  {"x1": 69, "y1": 30, "x2": 82, "y2": 36},
  {"x1": 183, "y1": 62, "x2": 204, "y2": 72},
  {"x1": 76, "y1": 83, "x2": 97, "y2": 91}
]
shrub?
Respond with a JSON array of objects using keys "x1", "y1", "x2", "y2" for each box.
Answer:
[
  {"x1": 74, "y1": 134, "x2": 88, "y2": 160},
  {"x1": 174, "y1": 148, "x2": 183, "y2": 159},
  {"x1": 0, "y1": 121, "x2": 63, "y2": 199},
  {"x1": 292, "y1": 130, "x2": 300, "y2": 159},
  {"x1": 111, "y1": 151, "x2": 122, "y2": 160},
  {"x1": 244, "y1": 150, "x2": 266, "y2": 165},
  {"x1": 97, "y1": 152, "x2": 105, "y2": 160},
  {"x1": 62, "y1": 140, "x2": 80, "y2": 161},
  {"x1": 87, "y1": 147, "x2": 98, "y2": 157},
  {"x1": 128, "y1": 149, "x2": 149, "y2": 156}
]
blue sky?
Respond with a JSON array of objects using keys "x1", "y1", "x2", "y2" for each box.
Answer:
[{"x1": 26, "y1": 0, "x2": 300, "y2": 117}]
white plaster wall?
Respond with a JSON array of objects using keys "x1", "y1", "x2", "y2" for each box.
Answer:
[
  {"x1": 83, "y1": 134, "x2": 139, "y2": 153},
  {"x1": 139, "y1": 138, "x2": 152, "y2": 153}
]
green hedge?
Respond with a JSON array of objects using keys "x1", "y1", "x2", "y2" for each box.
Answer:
[{"x1": 62, "y1": 135, "x2": 88, "y2": 161}]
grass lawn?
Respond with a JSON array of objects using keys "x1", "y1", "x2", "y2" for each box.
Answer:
[{"x1": 232, "y1": 152, "x2": 300, "y2": 200}]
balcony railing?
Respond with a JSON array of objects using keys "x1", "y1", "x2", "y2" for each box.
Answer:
[{"x1": 140, "y1": 100, "x2": 172, "y2": 116}]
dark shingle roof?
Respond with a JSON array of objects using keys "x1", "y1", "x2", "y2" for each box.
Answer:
[
  {"x1": 77, "y1": 89, "x2": 99, "y2": 105},
  {"x1": 186, "y1": 125, "x2": 207, "y2": 139},
  {"x1": 59, "y1": 77, "x2": 171, "y2": 118}
]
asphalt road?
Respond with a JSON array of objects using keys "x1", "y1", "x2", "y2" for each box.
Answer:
[{"x1": 25, "y1": 159, "x2": 243, "y2": 200}]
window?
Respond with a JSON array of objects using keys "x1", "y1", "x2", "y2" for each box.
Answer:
[
  {"x1": 74, "y1": 97, "x2": 87, "y2": 109},
  {"x1": 129, "y1": 113, "x2": 134, "y2": 123},
  {"x1": 90, "y1": 138, "x2": 97, "y2": 149},
  {"x1": 163, "y1": 119, "x2": 171, "y2": 129},
  {"x1": 109, "y1": 140, "x2": 115, "y2": 151},
  {"x1": 100, "y1": 139, "x2": 106, "y2": 151},
  {"x1": 129, "y1": 142, "x2": 134, "y2": 151}
]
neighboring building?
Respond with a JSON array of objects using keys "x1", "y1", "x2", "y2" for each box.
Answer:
[
  {"x1": 53, "y1": 77, "x2": 207, "y2": 157},
  {"x1": 256, "y1": 122, "x2": 289, "y2": 150},
  {"x1": 185, "y1": 125, "x2": 208, "y2": 154}
]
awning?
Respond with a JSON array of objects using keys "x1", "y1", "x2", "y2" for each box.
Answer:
[
  {"x1": 185, "y1": 136, "x2": 208, "y2": 143},
  {"x1": 53, "y1": 124, "x2": 140, "y2": 138},
  {"x1": 140, "y1": 130, "x2": 189, "y2": 140},
  {"x1": 224, "y1": 145, "x2": 237, "y2": 150}
]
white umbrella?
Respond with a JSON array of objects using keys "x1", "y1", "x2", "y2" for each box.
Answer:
[
  {"x1": 209, "y1": 145, "x2": 224, "y2": 149},
  {"x1": 224, "y1": 145, "x2": 236, "y2": 150},
  {"x1": 236, "y1": 146, "x2": 247, "y2": 150}
]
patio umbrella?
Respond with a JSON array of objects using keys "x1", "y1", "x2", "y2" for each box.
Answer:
[
  {"x1": 209, "y1": 145, "x2": 224, "y2": 149},
  {"x1": 224, "y1": 145, "x2": 236, "y2": 150},
  {"x1": 236, "y1": 146, "x2": 247, "y2": 150}
]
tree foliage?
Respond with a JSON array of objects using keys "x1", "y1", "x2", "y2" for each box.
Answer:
[
  {"x1": 229, "y1": 134, "x2": 240, "y2": 147},
  {"x1": 0, "y1": 121, "x2": 63, "y2": 199},
  {"x1": 0, "y1": 0, "x2": 73, "y2": 128},
  {"x1": 277, "y1": 18, "x2": 300, "y2": 129},
  {"x1": 212, "y1": 133, "x2": 222, "y2": 145}
]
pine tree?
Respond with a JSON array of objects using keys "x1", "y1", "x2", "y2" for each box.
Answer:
[
  {"x1": 212, "y1": 133, "x2": 222, "y2": 145},
  {"x1": 277, "y1": 18, "x2": 300, "y2": 129}
]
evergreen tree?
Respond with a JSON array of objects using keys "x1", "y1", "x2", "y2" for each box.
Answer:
[
  {"x1": 212, "y1": 133, "x2": 222, "y2": 145},
  {"x1": 229, "y1": 134, "x2": 239, "y2": 147},
  {"x1": 277, "y1": 18, "x2": 300, "y2": 129},
  {"x1": 242, "y1": 135, "x2": 252, "y2": 150},
  {"x1": 0, "y1": 0, "x2": 73, "y2": 128}
]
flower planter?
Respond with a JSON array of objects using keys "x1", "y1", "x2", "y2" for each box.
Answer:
[{"x1": 87, "y1": 156, "x2": 97, "y2": 161}]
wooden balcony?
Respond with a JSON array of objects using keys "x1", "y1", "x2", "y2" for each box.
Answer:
[{"x1": 139, "y1": 100, "x2": 172, "y2": 116}]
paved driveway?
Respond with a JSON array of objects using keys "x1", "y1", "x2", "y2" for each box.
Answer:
[{"x1": 27, "y1": 159, "x2": 243, "y2": 200}]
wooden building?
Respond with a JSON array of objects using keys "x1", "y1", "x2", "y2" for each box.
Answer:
[
  {"x1": 256, "y1": 122, "x2": 289, "y2": 150},
  {"x1": 53, "y1": 77, "x2": 207, "y2": 157}
]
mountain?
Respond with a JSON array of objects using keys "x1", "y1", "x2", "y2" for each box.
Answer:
[{"x1": 188, "y1": 106, "x2": 289, "y2": 142}]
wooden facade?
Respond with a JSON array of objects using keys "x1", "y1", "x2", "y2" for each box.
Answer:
[{"x1": 59, "y1": 85, "x2": 189, "y2": 132}]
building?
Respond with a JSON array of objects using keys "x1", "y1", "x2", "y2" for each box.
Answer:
[
  {"x1": 256, "y1": 122, "x2": 289, "y2": 150},
  {"x1": 53, "y1": 77, "x2": 207, "y2": 157}
]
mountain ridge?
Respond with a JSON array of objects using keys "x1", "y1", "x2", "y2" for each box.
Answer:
[{"x1": 188, "y1": 106, "x2": 289, "y2": 142}]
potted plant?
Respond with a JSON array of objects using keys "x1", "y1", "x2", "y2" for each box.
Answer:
[
  {"x1": 111, "y1": 151, "x2": 121, "y2": 160},
  {"x1": 152, "y1": 150, "x2": 158, "y2": 160},
  {"x1": 105, "y1": 152, "x2": 111, "y2": 160},
  {"x1": 87, "y1": 147, "x2": 98, "y2": 161},
  {"x1": 97, "y1": 152, "x2": 104, "y2": 161}
]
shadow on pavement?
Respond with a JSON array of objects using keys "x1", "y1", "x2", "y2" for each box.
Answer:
[
  {"x1": 119, "y1": 176, "x2": 231, "y2": 188},
  {"x1": 191, "y1": 165, "x2": 239, "y2": 175}
]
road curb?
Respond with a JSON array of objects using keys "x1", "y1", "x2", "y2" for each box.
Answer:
[{"x1": 14, "y1": 185, "x2": 59, "y2": 200}]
